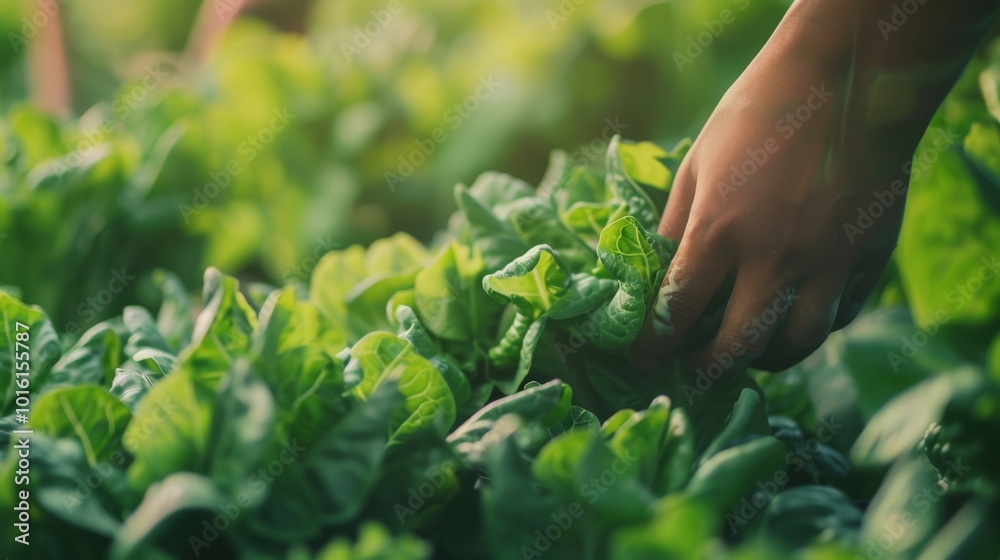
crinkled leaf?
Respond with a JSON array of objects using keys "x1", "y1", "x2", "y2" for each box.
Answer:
[{"x1": 30, "y1": 386, "x2": 132, "y2": 466}]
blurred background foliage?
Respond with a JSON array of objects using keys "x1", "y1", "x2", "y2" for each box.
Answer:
[
  {"x1": 0, "y1": 0, "x2": 793, "y2": 326},
  {"x1": 1, "y1": 0, "x2": 999, "y2": 378}
]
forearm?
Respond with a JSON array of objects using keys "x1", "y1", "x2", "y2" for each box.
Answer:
[{"x1": 763, "y1": 0, "x2": 1000, "y2": 134}]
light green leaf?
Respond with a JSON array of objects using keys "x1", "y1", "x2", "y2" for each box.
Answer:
[
  {"x1": 254, "y1": 288, "x2": 351, "y2": 445},
  {"x1": 396, "y1": 305, "x2": 471, "y2": 406},
  {"x1": 0, "y1": 292, "x2": 61, "y2": 414},
  {"x1": 483, "y1": 245, "x2": 571, "y2": 318},
  {"x1": 109, "y1": 368, "x2": 155, "y2": 410},
  {"x1": 30, "y1": 386, "x2": 132, "y2": 466},
  {"x1": 617, "y1": 140, "x2": 671, "y2": 189},
  {"x1": 346, "y1": 332, "x2": 457, "y2": 441},
  {"x1": 47, "y1": 323, "x2": 121, "y2": 388},
  {"x1": 176, "y1": 268, "x2": 258, "y2": 383},
  {"x1": 152, "y1": 270, "x2": 194, "y2": 352},
  {"x1": 605, "y1": 136, "x2": 660, "y2": 230}
]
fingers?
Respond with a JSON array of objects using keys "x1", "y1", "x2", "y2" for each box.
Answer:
[
  {"x1": 751, "y1": 277, "x2": 843, "y2": 372},
  {"x1": 686, "y1": 270, "x2": 795, "y2": 377},
  {"x1": 832, "y1": 254, "x2": 892, "y2": 331},
  {"x1": 831, "y1": 269, "x2": 870, "y2": 331},
  {"x1": 635, "y1": 241, "x2": 730, "y2": 366},
  {"x1": 658, "y1": 159, "x2": 697, "y2": 242}
]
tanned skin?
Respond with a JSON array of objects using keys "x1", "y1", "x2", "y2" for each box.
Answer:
[{"x1": 638, "y1": 0, "x2": 1000, "y2": 374}]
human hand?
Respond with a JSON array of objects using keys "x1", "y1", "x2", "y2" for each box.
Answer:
[{"x1": 635, "y1": 32, "x2": 924, "y2": 376}]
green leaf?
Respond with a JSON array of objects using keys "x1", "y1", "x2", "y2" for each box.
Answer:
[
  {"x1": 533, "y1": 430, "x2": 591, "y2": 498},
  {"x1": 479, "y1": 417, "x2": 559, "y2": 560},
  {"x1": 109, "y1": 368, "x2": 155, "y2": 410},
  {"x1": 346, "y1": 332, "x2": 457, "y2": 441},
  {"x1": 311, "y1": 245, "x2": 368, "y2": 331},
  {"x1": 396, "y1": 305, "x2": 471, "y2": 406},
  {"x1": 757, "y1": 486, "x2": 862, "y2": 549},
  {"x1": 312, "y1": 522, "x2": 431, "y2": 560},
  {"x1": 206, "y1": 360, "x2": 276, "y2": 493},
  {"x1": 483, "y1": 245, "x2": 571, "y2": 318},
  {"x1": 897, "y1": 146, "x2": 1000, "y2": 325},
  {"x1": 0, "y1": 292, "x2": 61, "y2": 414},
  {"x1": 454, "y1": 185, "x2": 528, "y2": 272},
  {"x1": 851, "y1": 367, "x2": 983, "y2": 467},
  {"x1": 610, "y1": 396, "x2": 694, "y2": 494},
  {"x1": 698, "y1": 388, "x2": 771, "y2": 464},
  {"x1": 546, "y1": 273, "x2": 619, "y2": 320},
  {"x1": 123, "y1": 306, "x2": 177, "y2": 374},
  {"x1": 414, "y1": 242, "x2": 498, "y2": 342},
  {"x1": 858, "y1": 459, "x2": 940, "y2": 558},
  {"x1": 123, "y1": 367, "x2": 215, "y2": 491},
  {"x1": 30, "y1": 386, "x2": 132, "y2": 466},
  {"x1": 345, "y1": 270, "x2": 419, "y2": 337},
  {"x1": 837, "y1": 307, "x2": 968, "y2": 418},
  {"x1": 153, "y1": 270, "x2": 194, "y2": 352},
  {"x1": 26, "y1": 435, "x2": 126, "y2": 538},
  {"x1": 579, "y1": 216, "x2": 663, "y2": 348},
  {"x1": 448, "y1": 379, "x2": 571, "y2": 451},
  {"x1": 466, "y1": 171, "x2": 535, "y2": 210},
  {"x1": 123, "y1": 306, "x2": 173, "y2": 355},
  {"x1": 685, "y1": 436, "x2": 786, "y2": 517},
  {"x1": 176, "y1": 268, "x2": 258, "y2": 383},
  {"x1": 254, "y1": 288, "x2": 351, "y2": 445},
  {"x1": 605, "y1": 136, "x2": 660, "y2": 231},
  {"x1": 110, "y1": 473, "x2": 228, "y2": 560},
  {"x1": 297, "y1": 383, "x2": 406, "y2": 525},
  {"x1": 561, "y1": 200, "x2": 628, "y2": 245},
  {"x1": 617, "y1": 140, "x2": 671, "y2": 189},
  {"x1": 487, "y1": 310, "x2": 549, "y2": 394},
  {"x1": 609, "y1": 495, "x2": 716, "y2": 560},
  {"x1": 47, "y1": 323, "x2": 121, "y2": 388},
  {"x1": 575, "y1": 434, "x2": 657, "y2": 523},
  {"x1": 964, "y1": 121, "x2": 1000, "y2": 180},
  {"x1": 504, "y1": 198, "x2": 597, "y2": 271}
]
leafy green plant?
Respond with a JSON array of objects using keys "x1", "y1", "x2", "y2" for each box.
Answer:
[{"x1": 2, "y1": 135, "x2": 999, "y2": 560}]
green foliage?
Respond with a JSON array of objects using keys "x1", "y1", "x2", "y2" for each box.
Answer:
[{"x1": 4, "y1": 128, "x2": 1000, "y2": 560}]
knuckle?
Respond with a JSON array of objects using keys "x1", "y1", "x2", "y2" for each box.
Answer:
[
  {"x1": 664, "y1": 289, "x2": 703, "y2": 322},
  {"x1": 716, "y1": 330, "x2": 768, "y2": 359},
  {"x1": 686, "y1": 215, "x2": 729, "y2": 249}
]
